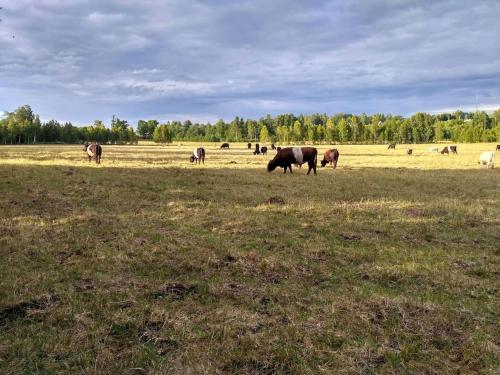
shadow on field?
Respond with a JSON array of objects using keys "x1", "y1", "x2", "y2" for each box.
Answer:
[{"x1": 1, "y1": 163, "x2": 499, "y2": 374}]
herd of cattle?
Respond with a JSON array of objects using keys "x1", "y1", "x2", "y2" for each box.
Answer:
[{"x1": 82, "y1": 142, "x2": 498, "y2": 170}]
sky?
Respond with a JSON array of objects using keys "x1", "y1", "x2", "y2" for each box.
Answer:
[{"x1": 0, "y1": 0, "x2": 499, "y2": 125}]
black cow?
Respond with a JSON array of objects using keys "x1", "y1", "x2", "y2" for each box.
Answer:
[
  {"x1": 268, "y1": 147, "x2": 317, "y2": 175},
  {"x1": 441, "y1": 146, "x2": 457, "y2": 154},
  {"x1": 253, "y1": 143, "x2": 261, "y2": 155},
  {"x1": 247, "y1": 142, "x2": 252, "y2": 149},
  {"x1": 388, "y1": 144, "x2": 396, "y2": 149},
  {"x1": 220, "y1": 143, "x2": 230, "y2": 149},
  {"x1": 261, "y1": 146, "x2": 268, "y2": 155}
]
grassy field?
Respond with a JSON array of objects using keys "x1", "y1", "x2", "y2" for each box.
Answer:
[{"x1": 0, "y1": 143, "x2": 499, "y2": 374}]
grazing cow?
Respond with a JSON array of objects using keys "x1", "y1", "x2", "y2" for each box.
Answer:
[
  {"x1": 496, "y1": 145, "x2": 500, "y2": 151},
  {"x1": 407, "y1": 149, "x2": 413, "y2": 155},
  {"x1": 267, "y1": 147, "x2": 317, "y2": 175},
  {"x1": 190, "y1": 147, "x2": 205, "y2": 164},
  {"x1": 276, "y1": 147, "x2": 282, "y2": 152},
  {"x1": 441, "y1": 146, "x2": 457, "y2": 154},
  {"x1": 247, "y1": 142, "x2": 252, "y2": 149},
  {"x1": 271, "y1": 144, "x2": 276, "y2": 150},
  {"x1": 320, "y1": 149, "x2": 340, "y2": 169},
  {"x1": 428, "y1": 146, "x2": 439, "y2": 153},
  {"x1": 83, "y1": 142, "x2": 102, "y2": 164},
  {"x1": 388, "y1": 144, "x2": 396, "y2": 149},
  {"x1": 253, "y1": 143, "x2": 261, "y2": 155},
  {"x1": 261, "y1": 146, "x2": 268, "y2": 155},
  {"x1": 220, "y1": 143, "x2": 230, "y2": 149},
  {"x1": 479, "y1": 151, "x2": 495, "y2": 168}
]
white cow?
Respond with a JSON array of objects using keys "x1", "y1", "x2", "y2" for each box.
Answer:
[{"x1": 479, "y1": 151, "x2": 495, "y2": 168}]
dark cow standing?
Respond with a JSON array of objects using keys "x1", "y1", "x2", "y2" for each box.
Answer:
[
  {"x1": 247, "y1": 143, "x2": 252, "y2": 149},
  {"x1": 261, "y1": 146, "x2": 268, "y2": 155},
  {"x1": 388, "y1": 144, "x2": 396, "y2": 149},
  {"x1": 253, "y1": 143, "x2": 261, "y2": 155},
  {"x1": 220, "y1": 143, "x2": 230, "y2": 149},
  {"x1": 496, "y1": 145, "x2": 500, "y2": 151},
  {"x1": 320, "y1": 149, "x2": 340, "y2": 169},
  {"x1": 271, "y1": 144, "x2": 276, "y2": 150},
  {"x1": 190, "y1": 147, "x2": 205, "y2": 164},
  {"x1": 268, "y1": 147, "x2": 317, "y2": 175},
  {"x1": 83, "y1": 142, "x2": 102, "y2": 164},
  {"x1": 441, "y1": 146, "x2": 457, "y2": 154},
  {"x1": 407, "y1": 149, "x2": 413, "y2": 155}
]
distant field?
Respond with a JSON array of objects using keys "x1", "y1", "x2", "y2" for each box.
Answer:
[{"x1": 0, "y1": 143, "x2": 499, "y2": 374}]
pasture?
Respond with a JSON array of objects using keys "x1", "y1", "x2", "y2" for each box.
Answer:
[{"x1": 0, "y1": 143, "x2": 499, "y2": 374}]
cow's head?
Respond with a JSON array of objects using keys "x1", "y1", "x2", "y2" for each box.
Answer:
[
  {"x1": 320, "y1": 159, "x2": 328, "y2": 167},
  {"x1": 82, "y1": 142, "x2": 89, "y2": 151},
  {"x1": 267, "y1": 159, "x2": 278, "y2": 172},
  {"x1": 189, "y1": 156, "x2": 196, "y2": 163}
]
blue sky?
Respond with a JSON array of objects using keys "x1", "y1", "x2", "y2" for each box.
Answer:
[{"x1": 0, "y1": 0, "x2": 499, "y2": 125}]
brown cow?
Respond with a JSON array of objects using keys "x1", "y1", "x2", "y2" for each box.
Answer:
[
  {"x1": 271, "y1": 144, "x2": 276, "y2": 150},
  {"x1": 189, "y1": 147, "x2": 205, "y2": 164},
  {"x1": 267, "y1": 147, "x2": 317, "y2": 175},
  {"x1": 261, "y1": 146, "x2": 268, "y2": 155},
  {"x1": 388, "y1": 144, "x2": 396, "y2": 149},
  {"x1": 407, "y1": 149, "x2": 413, "y2": 155},
  {"x1": 320, "y1": 149, "x2": 340, "y2": 169},
  {"x1": 220, "y1": 143, "x2": 230, "y2": 149},
  {"x1": 83, "y1": 142, "x2": 102, "y2": 164},
  {"x1": 495, "y1": 145, "x2": 500, "y2": 151},
  {"x1": 247, "y1": 142, "x2": 252, "y2": 149}
]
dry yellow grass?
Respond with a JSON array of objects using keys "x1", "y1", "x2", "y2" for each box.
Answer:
[{"x1": 0, "y1": 143, "x2": 499, "y2": 374}]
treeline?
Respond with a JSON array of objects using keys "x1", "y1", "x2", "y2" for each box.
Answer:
[
  {"x1": 0, "y1": 106, "x2": 138, "y2": 144},
  {"x1": 149, "y1": 111, "x2": 500, "y2": 144},
  {"x1": 1, "y1": 105, "x2": 500, "y2": 145}
]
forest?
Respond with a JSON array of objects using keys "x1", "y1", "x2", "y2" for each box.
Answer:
[{"x1": 1, "y1": 105, "x2": 499, "y2": 145}]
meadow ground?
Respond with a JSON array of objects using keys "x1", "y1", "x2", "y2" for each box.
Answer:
[{"x1": 0, "y1": 142, "x2": 499, "y2": 374}]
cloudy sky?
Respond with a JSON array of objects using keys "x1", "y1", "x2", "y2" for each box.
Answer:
[{"x1": 1, "y1": 0, "x2": 499, "y2": 125}]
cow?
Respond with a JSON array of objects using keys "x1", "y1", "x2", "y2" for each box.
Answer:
[
  {"x1": 276, "y1": 147, "x2": 282, "y2": 152},
  {"x1": 261, "y1": 146, "x2": 268, "y2": 155},
  {"x1": 247, "y1": 143, "x2": 252, "y2": 149},
  {"x1": 190, "y1": 147, "x2": 205, "y2": 164},
  {"x1": 428, "y1": 146, "x2": 439, "y2": 153},
  {"x1": 267, "y1": 147, "x2": 317, "y2": 175},
  {"x1": 220, "y1": 143, "x2": 230, "y2": 149},
  {"x1": 479, "y1": 151, "x2": 495, "y2": 168},
  {"x1": 441, "y1": 146, "x2": 457, "y2": 154},
  {"x1": 253, "y1": 143, "x2": 261, "y2": 155},
  {"x1": 271, "y1": 144, "x2": 276, "y2": 150},
  {"x1": 388, "y1": 144, "x2": 396, "y2": 149},
  {"x1": 83, "y1": 142, "x2": 102, "y2": 164},
  {"x1": 496, "y1": 145, "x2": 500, "y2": 151},
  {"x1": 320, "y1": 149, "x2": 340, "y2": 169},
  {"x1": 407, "y1": 149, "x2": 413, "y2": 155}
]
